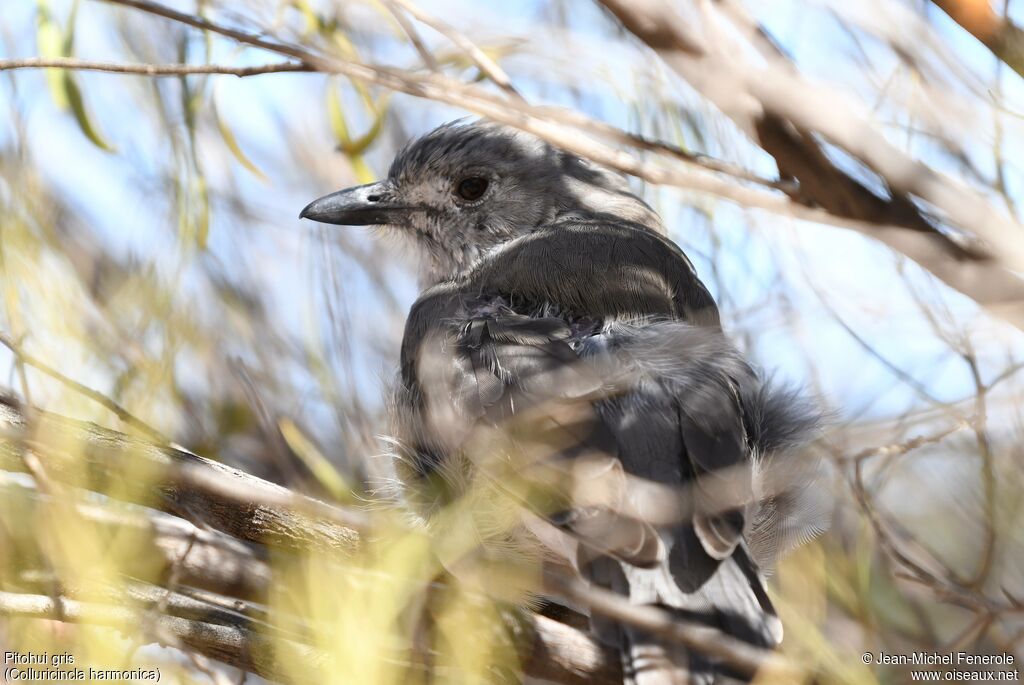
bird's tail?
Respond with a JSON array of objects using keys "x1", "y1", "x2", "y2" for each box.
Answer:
[
  {"x1": 584, "y1": 540, "x2": 780, "y2": 685},
  {"x1": 570, "y1": 321, "x2": 826, "y2": 684}
]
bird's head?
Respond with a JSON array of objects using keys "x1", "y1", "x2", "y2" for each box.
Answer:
[{"x1": 300, "y1": 120, "x2": 662, "y2": 283}]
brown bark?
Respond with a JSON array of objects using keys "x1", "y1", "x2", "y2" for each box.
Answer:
[{"x1": 931, "y1": 0, "x2": 1024, "y2": 79}]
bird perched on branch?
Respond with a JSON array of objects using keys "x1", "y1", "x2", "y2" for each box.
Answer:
[{"x1": 301, "y1": 120, "x2": 825, "y2": 684}]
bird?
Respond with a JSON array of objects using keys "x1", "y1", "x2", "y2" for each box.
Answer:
[{"x1": 300, "y1": 120, "x2": 826, "y2": 684}]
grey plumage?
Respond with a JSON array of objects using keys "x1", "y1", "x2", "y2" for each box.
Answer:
[{"x1": 301, "y1": 120, "x2": 826, "y2": 684}]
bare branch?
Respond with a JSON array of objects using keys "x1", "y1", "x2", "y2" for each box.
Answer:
[
  {"x1": 87, "y1": 0, "x2": 1024, "y2": 330},
  {"x1": 599, "y1": 0, "x2": 1024, "y2": 329},
  {"x1": 0, "y1": 586, "x2": 625, "y2": 685},
  {"x1": 383, "y1": 0, "x2": 523, "y2": 100},
  {"x1": 0, "y1": 403, "x2": 367, "y2": 551},
  {"x1": 0, "y1": 57, "x2": 313, "y2": 77},
  {"x1": 378, "y1": 3, "x2": 440, "y2": 72},
  {"x1": 845, "y1": 420, "x2": 971, "y2": 462},
  {"x1": 1, "y1": 477, "x2": 271, "y2": 601},
  {"x1": 930, "y1": 0, "x2": 1024, "y2": 79},
  {"x1": 0, "y1": 590, "x2": 306, "y2": 681}
]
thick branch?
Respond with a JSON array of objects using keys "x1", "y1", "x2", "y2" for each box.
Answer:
[
  {"x1": 0, "y1": 478, "x2": 271, "y2": 601},
  {"x1": 0, "y1": 401, "x2": 794, "y2": 684},
  {"x1": 930, "y1": 0, "x2": 1024, "y2": 78},
  {"x1": 0, "y1": 590, "x2": 305, "y2": 681},
  {"x1": 0, "y1": 402, "x2": 364, "y2": 553},
  {"x1": 0, "y1": 587, "x2": 622, "y2": 685}
]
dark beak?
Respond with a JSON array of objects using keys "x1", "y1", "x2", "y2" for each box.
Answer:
[{"x1": 299, "y1": 181, "x2": 409, "y2": 225}]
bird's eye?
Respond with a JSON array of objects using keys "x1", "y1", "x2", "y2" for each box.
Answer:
[{"x1": 456, "y1": 177, "x2": 489, "y2": 201}]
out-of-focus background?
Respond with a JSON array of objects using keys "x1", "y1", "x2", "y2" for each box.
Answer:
[{"x1": 1, "y1": 1, "x2": 1023, "y2": 683}]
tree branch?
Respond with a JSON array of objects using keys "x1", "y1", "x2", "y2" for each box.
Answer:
[
  {"x1": 0, "y1": 587, "x2": 626, "y2": 685},
  {"x1": 0, "y1": 400, "x2": 799, "y2": 683},
  {"x1": 544, "y1": 570, "x2": 804, "y2": 681},
  {"x1": 599, "y1": 0, "x2": 1024, "y2": 330},
  {"x1": 0, "y1": 57, "x2": 313, "y2": 77},
  {"x1": 1, "y1": 477, "x2": 271, "y2": 601},
  {"x1": 84, "y1": 0, "x2": 1024, "y2": 331},
  {"x1": 0, "y1": 401, "x2": 366, "y2": 552},
  {"x1": 0, "y1": 590, "x2": 305, "y2": 681},
  {"x1": 930, "y1": 0, "x2": 1024, "y2": 79}
]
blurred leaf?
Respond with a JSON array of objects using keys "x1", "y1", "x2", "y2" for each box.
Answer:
[
  {"x1": 291, "y1": 0, "x2": 321, "y2": 35},
  {"x1": 213, "y1": 93, "x2": 267, "y2": 182},
  {"x1": 62, "y1": 0, "x2": 78, "y2": 54},
  {"x1": 35, "y1": 0, "x2": 66, "y2": 107},
  {"x1": 194, "y1": 173, "x2": 209, "y2": 249},
  {"x1": 62, "y1": 75, "x2": 116, "y2": 153},
  {"x1": 36, "y1": 0, "x2": 115, "y2": 153},
  {"x1": 278, "y1": 418, "x2": 352, "y2": 503},
  {"x1": 328, "y1": 28, "x2": 359, "y2": 61},
  {"x1": 326, "y1": 86, "x2": 388, "y2": 184},
  {"x1": 176, "y1": 173, "x2": 209, "y2": 250}
]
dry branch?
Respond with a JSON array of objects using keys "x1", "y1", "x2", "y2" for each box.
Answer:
[
  {"x1": 89, "y1": 0, "x2": 1024, "y2": 331},
  {"x1": 0, "y1": 477, "x2": 271, "y2": 601},
  {"x1": 0, "y1": 402, "x2": 364, "y2": 553},
  {"x1": 930, "y1": 0, "x2": 1024, "y2": 78},
  {"x1": 0, "y1": 57, "x2": 312, "y2": 77},
  {"x1": 544, "y1": 571, "x2": 803, "y2": 681},
  {"x1": 0, "y1": 590, "x2": 304, "y2": 681},
  {"x1": 599, "y1": 0, "x2": 1024, "y2": 330},
  {"x1": 0, "y1": 588, "x2": 624, "y2": 685}
]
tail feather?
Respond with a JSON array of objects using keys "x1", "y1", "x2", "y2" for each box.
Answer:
[{"x1": 583, "y1": 541, "x2": 779, "y2": 684}]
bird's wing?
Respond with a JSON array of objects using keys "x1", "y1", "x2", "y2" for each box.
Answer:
[{"x1": 466, "y1": 220, "x2": 721, "y2": 326}]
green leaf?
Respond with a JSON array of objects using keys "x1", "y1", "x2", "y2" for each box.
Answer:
[
  {"x1": 176, "y1": 173, "x2": 210, "y2": 250},
  {"x1": 326, "y1": 86, "x2": 388, "y2": 184},
  {"x1": 36, "y1": 0, "x2": 115, "y2": 153},
  {"x1": 35, "y1": 0, "x2": 67, "y2": 107},
  {"x1": 291, "y1": 0, "x2": 321, "y2": 35},
  {"x1": 213, "y1": 94, "x2": 267, "y2": 182},
  {"x1": 278, "y1": 418, "x2": 353, "y2": 503},
  {"x1": 62, "y1": 72, "x2": 116, "y2": 153},
  {"x1": 194, "y1": 173, "x2": 210, "y2": 250},
  {"x1": 62, "y1": 0, "x2": 79, "y2": 54},
  {"x1": 326, "y1": 85, "x2": 351, "y2": 144}
]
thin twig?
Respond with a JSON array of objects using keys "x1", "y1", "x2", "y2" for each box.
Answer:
[
  {"x1": 845, "y1": 420, "x2": 970, "y2": 462},
  {"x1": 0, "y1": 330, "x2": 168, "y2": 444},
  {"x1": 378, "y1": 2, "x2": 440, "y2": 72},
  {"x1": 384, "y1": 0, "x2": 523, "y2": 99},
  {"x1": 0, "y1": 57, "x2": 313, "y2": 77}
]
